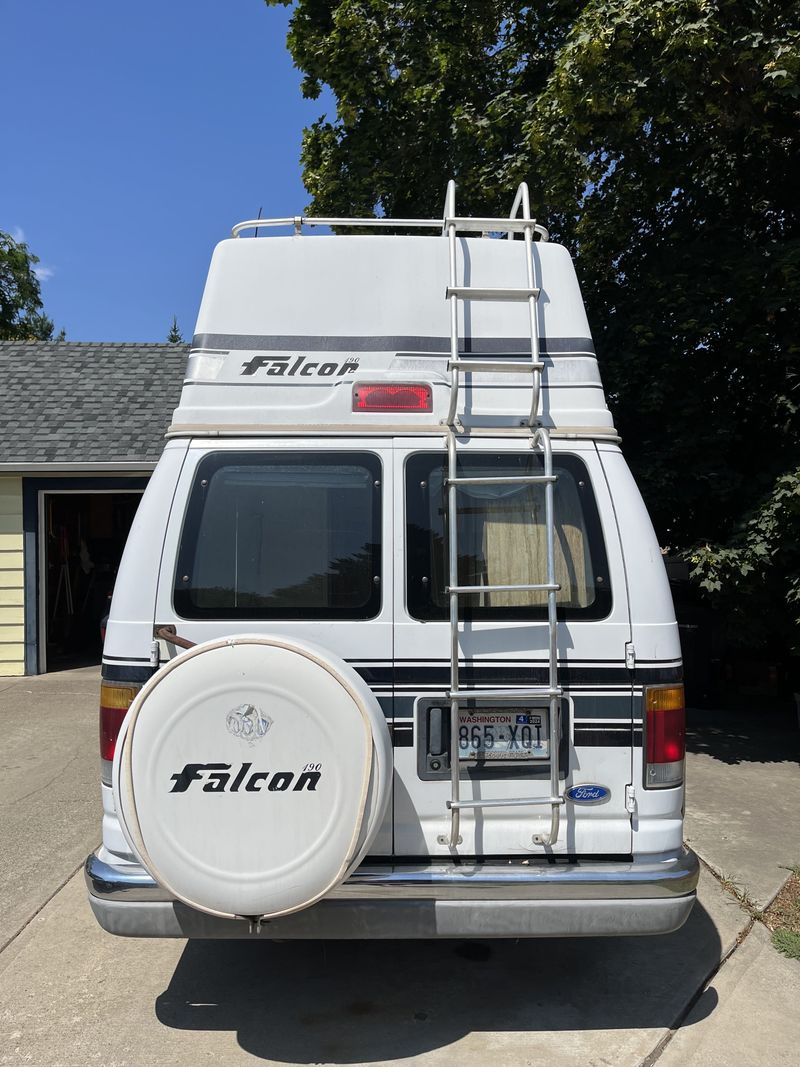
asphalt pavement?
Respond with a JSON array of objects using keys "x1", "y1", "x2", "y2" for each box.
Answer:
[{"x1": 0, "y1": 670, "x2": 798, "y2": 1066}]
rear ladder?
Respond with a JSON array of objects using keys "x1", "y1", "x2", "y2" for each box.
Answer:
[{"x1": 439, "y1": 181, "x2": 564, "y2": 850}]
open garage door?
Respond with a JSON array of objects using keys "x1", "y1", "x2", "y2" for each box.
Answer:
[{"x1": 41, "y1": 490, "x2": 142, "y2": 671}]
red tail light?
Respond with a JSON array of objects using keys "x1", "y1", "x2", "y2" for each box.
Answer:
[
  {"x1": 353, "y1": 383, "x2": 432, "y2": 412},
  {"x1": 100, "y1": 682, "x2": 139, "y2": 762},
  {"x1": 644, "y1": 685, "x2": 686, "y2": 788}
]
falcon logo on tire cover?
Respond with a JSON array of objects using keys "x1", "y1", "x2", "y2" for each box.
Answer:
[
  {"x1": 168, "y1": 762, "x2": 322, "y2": 793},
  {"x1": 225, "y1": 703, "x2": 271, "y2": 745}
]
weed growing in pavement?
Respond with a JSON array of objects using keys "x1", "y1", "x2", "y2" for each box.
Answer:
[
  {"x1": 715, "y1": 870, "x2": 765, "y2": 921},
  {"x1": 763, "y1": 863, "x2": 800, "y2": 958}
]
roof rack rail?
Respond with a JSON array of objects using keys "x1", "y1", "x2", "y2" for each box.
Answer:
[{"x1": 230, "y1": 181, "x2": 550, "y2": 242}]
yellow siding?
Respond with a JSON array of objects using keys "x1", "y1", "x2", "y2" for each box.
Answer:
[
  {"x1": 0, "y1": 478, "x2": 21, "y2": 510},
  {"x1": 0, "y1": 477, "x2": 24, "y2": 675},
  {"x1": 0, "y1": 569, "x2": 23, "y2": 589},
  {"x1": 0, "y1": 514, "x2": 23, "y2": 535}
]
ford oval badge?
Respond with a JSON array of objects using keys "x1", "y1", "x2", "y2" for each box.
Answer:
[{"x1": 566, "y1": 784, "x2": 610, "y2": 805}]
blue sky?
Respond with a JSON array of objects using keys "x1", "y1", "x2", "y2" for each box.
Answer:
[{"x1": 1, "y1": 1, "x2": 330, "y2": 342}]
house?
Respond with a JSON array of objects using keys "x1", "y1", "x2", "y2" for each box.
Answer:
[{"x1": 0, "y1": 341, "x2": 187, "y2": 675}]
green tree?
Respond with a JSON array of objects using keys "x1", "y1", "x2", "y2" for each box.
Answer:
[
  {"x1": 167, "y1": 315, "x2": 184, "y2": 344},
  {"x1": 689, "y1": 469, "x2": 800, "y2": 657},
  {"x1": 0, "y1": 230, "x2": 58, "y2": 340},
  {"x1": 268, "y1": 0, "x2": 800, "y2": 662},
  {"x1": 272, "y1": 2, "x2": 579, "y2": 219}
]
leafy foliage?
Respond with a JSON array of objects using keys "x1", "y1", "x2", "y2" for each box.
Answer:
[
  {"x1": 0, "y1": 230, "x2": 57, "y2": 340},
  {"x1": 267, "y1": 0, "x2": 800, "y2": 653},
  {"x1": 528, "y1": 2, "x2": 799, "y2": 539},
  {"x1": 268, "y1": 1, "x2": 578, "y2": 218},
  {"x1": 690, "y1": 469, "x2": 800, "y2": 653}
]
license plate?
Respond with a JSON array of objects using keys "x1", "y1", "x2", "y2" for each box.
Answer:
[{"x1": 458, "y1": 710, "x2": 549, "y2": 761}]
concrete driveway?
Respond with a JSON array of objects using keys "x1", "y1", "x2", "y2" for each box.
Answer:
[{"x1": 0, "y1": 670, "x2": 798, "y2": 1066}]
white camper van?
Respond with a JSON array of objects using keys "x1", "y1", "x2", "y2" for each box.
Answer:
[{"x1": 86, "y1": 183, "x2": 698, "y2": 939}]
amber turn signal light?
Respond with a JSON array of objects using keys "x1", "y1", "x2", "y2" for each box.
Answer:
[
  {"x1": 644, "y1": 684, "x2": 685, "y2": 788},
  {"x1": 99, "y1": 682, "x2": 139, "y2": 763}
]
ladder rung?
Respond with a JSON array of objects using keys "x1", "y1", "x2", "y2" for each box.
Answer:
[
  {"x1": 445, "y1": 216, "x2": 544, "y2": 234},
  {"x1": 448, "y1": 583, "x2": 560, "y2": 594},
  {"x1": 447, "y1": 474, "x2": 556, "y2": 486},
  {"x1": 448, "y1": 797, "x2": 564, "y2": 811},
  {"x1": 447, "y1": 286, "x2": 539, "y2": 302},
  {"x1": 449, "y1": 688, "x2": 562, "y2": 701},
  {"x1": 448, "y1": 359, "x2": 544, "y2": 374}
]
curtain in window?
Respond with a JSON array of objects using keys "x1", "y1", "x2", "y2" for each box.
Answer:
[
  {"x1": 432, "y1": 470, "x2": 592, "y2": 609},
  {"x1": 479, "y1": 474, "x2": 591, "y2": 607}
]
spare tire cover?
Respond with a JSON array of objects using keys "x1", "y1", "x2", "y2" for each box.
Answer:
[{"x1": 113, "y1": 635, "x2": 391, "y2": 920}]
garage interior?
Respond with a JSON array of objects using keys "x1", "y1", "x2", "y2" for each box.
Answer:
[{"x1": 42, "y1": 491, "x2": 141, "y2": 671}]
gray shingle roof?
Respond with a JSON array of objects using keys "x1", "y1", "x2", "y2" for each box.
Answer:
[{"x1": 0, "y1": 342, "x2": 188, "y2": 465}]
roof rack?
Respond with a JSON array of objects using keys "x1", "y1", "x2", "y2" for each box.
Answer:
[{"x1": 230, "y1": 182, "x2": 550, "y2": 242}]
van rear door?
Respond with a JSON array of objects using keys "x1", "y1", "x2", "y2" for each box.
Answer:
[
  {"x1": 393, "y1": 438, "x2": 633, "y2": 857},
  {"x1": 153, "y1": 438, "x2": 394, "y2": 853}
]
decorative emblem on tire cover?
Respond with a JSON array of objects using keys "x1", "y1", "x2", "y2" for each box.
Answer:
[{"x1": 226, "y1": 703, "x2": 272, "y2": 745}]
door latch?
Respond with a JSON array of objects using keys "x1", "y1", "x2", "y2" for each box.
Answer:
[
  {"x1": 625, "y1": 641, "x2": 635, "y2": 671},
  {"x1": 625, "y1": 784, "x2": 636, "y2": 813}
]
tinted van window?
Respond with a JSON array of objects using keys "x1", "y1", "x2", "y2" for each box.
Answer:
[
  {"x1": 406, "y1": 452, "x2": 611, "y2": 621},
  {"x1": 174, "y1": 452, "x2": 381, "y2": 620}
]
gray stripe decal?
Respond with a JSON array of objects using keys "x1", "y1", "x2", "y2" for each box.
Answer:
[{"x1": 191, "y1": 333, "x2": 596, "y2": 356}]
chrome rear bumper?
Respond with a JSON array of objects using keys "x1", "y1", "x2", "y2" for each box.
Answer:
[
  {"x1": 86, "y1": 848, "x2": 699, "y2": 902},
  {"x1": 86, "y1": 847, "x2": 698, "y2": 939}
]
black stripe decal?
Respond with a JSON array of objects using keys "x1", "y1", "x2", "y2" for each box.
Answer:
[
  {"x1": 373, "y1": 658, "x2": 680, "y2": 667},
  {"x1": 192, "y1": 333, "x2": 596, "y2": 356},
  {"x1": 102, "y1": 663, "x2": 154, "y2": 683},
  {"x1": 574, "y1": 727, "x2": 643, "y2": 748},
  {"x1": 103, "y1": 660, "x2": 678, "y2": 693},
  {"x1": 387, "y1": 695, "x2": 635, "y2": 721},
  {"x1": 390, "y1": 723, "x2": 414, "y2": 748},
  {"x1": 353, "y1": 665, "x2": 681, "y2": 686}
]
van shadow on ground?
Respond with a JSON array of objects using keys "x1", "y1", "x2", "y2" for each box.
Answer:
[
  {"x1": 156, "y1": 900, "x2": 720, "y2": 1064},
  {"x1": 687, "y1": 706, "x2": 800, "y2": 767}
]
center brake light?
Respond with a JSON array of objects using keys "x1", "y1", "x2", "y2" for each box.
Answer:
[
  {"x1": 353, "y1": 383, "x2": 432, "y2": 412},
  {"x1": 644, "y1": 684, "x2": 686, "y2": 788}
]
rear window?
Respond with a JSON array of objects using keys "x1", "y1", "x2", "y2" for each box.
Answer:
[
  {"x1": 174, "y1": 452, "x2": 381, "y2": 620},
  {"x1": 406, "y1": 452, "x2": 611, "y2": 621}
]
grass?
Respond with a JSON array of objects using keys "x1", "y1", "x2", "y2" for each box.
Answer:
[
  {"x1": 763, "y1": 863, "x2": 800, "y2": 960},
  {"x1": 715, "y1": 870, "x2": 765, "y2": 921},
  {"x1": 771, "y1": 929, "x2": 800, "y2": 960}
]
